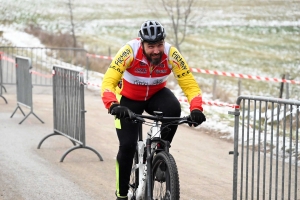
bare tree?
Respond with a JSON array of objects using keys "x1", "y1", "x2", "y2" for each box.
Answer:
[
  {"x1": 147, "y1": 0, "x2": 195, "y2": 51},
  {"x1": 67, "y1": 0, "x2": 77, "y2": 48}
]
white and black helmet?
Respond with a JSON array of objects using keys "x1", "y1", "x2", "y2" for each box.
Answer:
[{"x1": 138, "y1": 20, "x2": 166, "y2": 43}]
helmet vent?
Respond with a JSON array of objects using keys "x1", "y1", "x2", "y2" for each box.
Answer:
[{"x1": 138, "y1": 20, "x2": 166, "y2": 43}]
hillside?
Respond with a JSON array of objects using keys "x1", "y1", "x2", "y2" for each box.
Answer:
[
  {"x1": 0, "y1": 0, "x2": 300, "y2": 137},
  {"x1": 1, "y1": 0, "x2": 299, "y2": 102}
]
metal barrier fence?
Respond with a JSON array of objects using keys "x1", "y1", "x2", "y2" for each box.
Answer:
[
  {"x1": 10, "y1": 56, "x2": 44, "y2": 124},
  {"x1": 230, "y1": 95, "x2": 299, "y2": 200},
  {"x1": 0, "y1": 46, "x2": 88, "y2": 86},
  {"x1": 0, "y1": 53, "x2": 7, "y2": 103},
  {"x1": 37, "y1": 65, "x2": 103, "y2": 162}
]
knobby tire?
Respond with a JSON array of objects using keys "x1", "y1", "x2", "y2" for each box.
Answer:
[
  {"x1": 129, "y1": 149, "x2": 139, "y2": 198},
  {"x1": 151, "y1": 151, "x2": 180, "y2": 200}
]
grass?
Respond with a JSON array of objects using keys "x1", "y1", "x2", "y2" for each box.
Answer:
[
  {"x1": 1, "y1": 1, "x2": 298, "y2": 161},
  {"x1": 0, "y1": 0, "x2": 299, "y2": 101}
]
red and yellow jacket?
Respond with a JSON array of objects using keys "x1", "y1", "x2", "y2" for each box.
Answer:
[{"x1": 101, "y1": 38, "x2": 203, "y2": 112}]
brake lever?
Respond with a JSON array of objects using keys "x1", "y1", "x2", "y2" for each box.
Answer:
[
  {"x1": 136, "y1": 116, "x2": 145, "y2": 122},
  {"x1": 127, "y1": 112, "x2": 145, "y2": 123},
  {"x1": 185, "y1": 115, "x2": 199, "y2": 127},
  {"x1": 176, "y1": 119, "x2": 188, "y2": 125}
]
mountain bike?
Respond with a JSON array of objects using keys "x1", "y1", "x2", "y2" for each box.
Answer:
[{"x1": 126, "y1": 110, "x2": 197, "y2": 200}]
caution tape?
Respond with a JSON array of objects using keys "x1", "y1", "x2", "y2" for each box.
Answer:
[
  {"x1": 86, "y1": 52, "x2": 298, "y2": 85},
  {"x1": 189, "y1": 68, "x2": 300, "y2": 85},
  {"x1": 86, "y1": 82, "x2": 101, "y2": 87},
  {"x1": 0, "y1": 52, "x2": 15, "y2": 63},
  {"x1": 2, "y1": 51, "x2": 296, "y2": 85},
  {"x1": 177, "y1": 96, "x2": 239, "y2": 109},
  {"x1": 30, "y1": 70, "x2": 53, "y2": 78},
  {"x1": 30, "y1": 69, "x2": 238, "y2": 109},
  {"x1": 86, "y1": 53, "x2": 113, "y2": 60}
]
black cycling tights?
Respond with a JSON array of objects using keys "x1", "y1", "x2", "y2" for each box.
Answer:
[{"x1": 115, "y1": 87, "x2": 181, "y2": 197}]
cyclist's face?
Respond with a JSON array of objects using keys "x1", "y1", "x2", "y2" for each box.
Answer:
[{"x1": 142, "y1": 40, "x2": 164, "y2": 65}]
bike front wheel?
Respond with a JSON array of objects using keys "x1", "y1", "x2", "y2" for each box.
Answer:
[
  {"x1": 151, "y1": 151, "x2": 180, "y2": 200},
  {"x1": 128, "y1": 149, "x2": 139, "y2": 198}
]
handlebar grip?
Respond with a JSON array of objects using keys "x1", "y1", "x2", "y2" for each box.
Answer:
[{"x1": 126, "y1": 111, "x2": 146, "y2": 123}]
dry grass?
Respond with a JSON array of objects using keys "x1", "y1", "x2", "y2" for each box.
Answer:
[
  {"x1": 88, "y1": 57, "x2": 110, "y2": 74},
  {"x1": 24, "y1": 25, "x2": 78, "y2": 48},
  {"x1": 24, "y1": 24, "x2": 110, "y2": 73},
  {"x1": 213, "y1": 88, "x2": 235, "y2": 103}
]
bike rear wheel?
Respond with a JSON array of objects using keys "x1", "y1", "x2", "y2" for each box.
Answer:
[{"x1": 151, "y1": 151, "x2": 180, "y2": 200}]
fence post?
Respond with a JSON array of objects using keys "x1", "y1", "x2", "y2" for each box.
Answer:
[
  {"x1": 212, "y1": 75, "x2": 217, "y2": 100},
  {"x1": 0, "y1": 53, "x2": 8, "y2": 103},
  {"x1": 86, "y1": 50, "x2": 89, "y2": 85},
  {"x1": 0, "y1": 47, "x2": 88, "y2": 86},
  {"x1": 279, "y1": 74, "x2": 285, "y2": 98},
  {"x1": 10, "y1": 56, "x2": 44, "y2": 124},
  {"x1": 231, "y1": 95, "x2": 300, "y2": 199},
  {"x1": 238, "y1": 78, "x2": 241, "y2": 97},
  {"x1": 229, "y1": 107, "x2": 240, "y2": 200},
  {"x1": 37, "y1": 65, "x2": 103, "y2": 162},
  {"x1": 285, "y1": 73, "x2": 289, "y2": 99}
]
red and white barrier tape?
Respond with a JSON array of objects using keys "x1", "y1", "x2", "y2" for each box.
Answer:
[
  {"x1": 177, "y1": 96, "x2": 239, "y2": 109},
  {"x1": 1, "y1": 52, "x2": 297, "y2": 85},
  {"x1": 30, "y1": 70, "x2": 238, "y2": 109},
  {"x1": 31, "y1": 70, "x2": 53, "y2": 78},
  {"x1": 86, "y1": 53, "x2": 113, "y2": 60},
  {"x1": 189, "y1": 68, "x2": 300, "y2": 85},
  {"x1": 0, "y1": 55, "x2": 15, "y2": 63},
  {"x1": 86, "y1": 52, "x2": 299, "y2": 85},
  {"x1": 86, "y1": 82, "x2": 101, "y2": 87}
]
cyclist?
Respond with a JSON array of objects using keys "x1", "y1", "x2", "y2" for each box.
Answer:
[{"x1": 101, "y1": 20, "x2": 206, "y2": 200}]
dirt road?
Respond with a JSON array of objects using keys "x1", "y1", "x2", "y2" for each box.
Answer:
[{"x1": 0, "y1": 85, "x2": 234, "y2": 200}]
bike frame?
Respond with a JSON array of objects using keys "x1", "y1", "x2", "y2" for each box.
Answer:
[
  {"x1": 127, "y1": 111, "x2": 193, "y2": 200},
  {"x1": 133, "y1": 119, "x2": 160, "y2": 199},
  {"x1": 129, "y1": 112, "x2": 171, "y2": 200}
]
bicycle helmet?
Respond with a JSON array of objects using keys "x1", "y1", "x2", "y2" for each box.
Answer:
[{"x1": 138, "y1": 20, "x2": 166, "y2": 43}]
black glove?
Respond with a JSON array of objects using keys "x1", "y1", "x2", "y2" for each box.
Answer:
[
  {"x1": 109, "y1": 103, "x2": 131, "y2": 119},
  {"x1": 189, "y1": 109, "x2": 206, "y2": 127}
]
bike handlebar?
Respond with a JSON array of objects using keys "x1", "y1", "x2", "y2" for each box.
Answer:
[{"x1": 127, "y1": 110, "x2": 198, "y2": 126}]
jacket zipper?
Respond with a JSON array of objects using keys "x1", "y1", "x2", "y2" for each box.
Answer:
[{"x1": 144, "y1": 58, "x2": 168, "y2": 101}]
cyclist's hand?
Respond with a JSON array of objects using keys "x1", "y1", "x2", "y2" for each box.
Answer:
[
  {"x1": 189, "y1": 109, "x2": 206, "y2": 127},
  {"x1": 109, "y1": 103, "x2": 131, "y2": 119}
]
